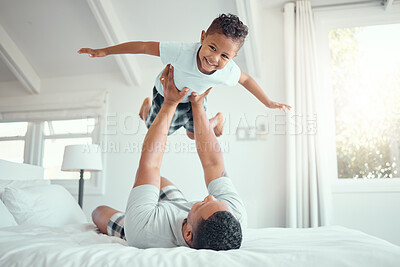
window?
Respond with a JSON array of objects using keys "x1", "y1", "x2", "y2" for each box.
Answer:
[
  {"x1": 0, "y1": 89, "x2": 107, "y2": 195},
  {"x1": 0, "y1": 122, "x2": 28, "y2": 163},
  {"x1": 0, "y1": 118, "x2": 102, "y2": 191},
  {"x1": 328, "y1": 24, "x2": 400, "y2": 179},
  {"x1": 42, "y1": 119, "x2": 96, "y2": 180}
]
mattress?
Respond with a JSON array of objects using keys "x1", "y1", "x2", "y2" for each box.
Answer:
[{"x1": 0, "y1": 224, "x2": 399, "y2": 267}]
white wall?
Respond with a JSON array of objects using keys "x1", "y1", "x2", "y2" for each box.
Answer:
[{"x1": 332, "y1": 192, "x2": 400, "y2": 246}]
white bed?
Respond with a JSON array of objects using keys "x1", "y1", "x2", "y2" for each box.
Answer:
[{"x1": 1, "y1": 159, "x2": 399, "y2": 267}]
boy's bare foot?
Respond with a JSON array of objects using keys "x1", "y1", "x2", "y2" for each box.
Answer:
[
  {"x1": 210, "y1": 112, "x2": 224, "y2": 137},
  {"x1": 186, "y1": 130, "x2": 195, "y2": 140},
  {"x1": 139, "y1": 97, "x2": 152, "y2": 121}
]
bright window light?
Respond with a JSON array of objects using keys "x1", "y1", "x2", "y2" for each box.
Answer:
[
  {"x1": 44, "y1": 118, "x2": 95, "y2": 135},
  {"x1": 0, "y1": 140, "x2": 25, "y2": 163},
  {"x1": 329, "y1": 23, "x2": 400, "y2": 179},
  {"x1": 0, "y1": 122, "x2": 27, "y2": 163},
  {"x1": 0, "y1": 122, "x2": 28, "y2": 137}
]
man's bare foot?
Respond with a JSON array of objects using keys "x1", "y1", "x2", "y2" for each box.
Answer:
[
  {"x1": 139, "y1": 97, "x2": 152, "y2": 121},
  {"x1": 210, "y1": 112, "x2": 224, "y2": 137}
]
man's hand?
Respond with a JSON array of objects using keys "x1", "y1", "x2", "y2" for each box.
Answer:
[
  {"x1": 77, "y1": 48, "x2": 107, "y2": 57},
  {"x1": 161, "y1": 64, "x2": 189, "y2": 106},
  {"x1": 266, "y1": 101, "x2": 292, "y2": 112},
  {"x1": 188, "y1": 88, "x2": 212, "y2": 106}
]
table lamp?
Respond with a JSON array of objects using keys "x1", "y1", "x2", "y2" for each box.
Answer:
[{"x1": 61, "y1": 144, "x2": 102, "y2": 208}]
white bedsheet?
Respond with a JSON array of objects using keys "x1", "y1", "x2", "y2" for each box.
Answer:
[{"x1": 0, "y1": 224, "x2": 399, "y2": 267}]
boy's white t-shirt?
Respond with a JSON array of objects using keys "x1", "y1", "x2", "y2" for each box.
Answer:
[{"x1": 154, "y1": 42, "x2": 241, "y2": 103}]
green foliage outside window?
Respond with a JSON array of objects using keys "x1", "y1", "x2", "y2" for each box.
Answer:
[{"x1": 329, "y1": 25, "x2": 400, "y2": 179}]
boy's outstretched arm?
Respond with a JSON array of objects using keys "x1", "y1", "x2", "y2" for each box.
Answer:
[
  {"x1": 239, "y1": 71, "x2": 291, "y2": 112},
  {"x1": 78, "y1": 42, "x2": 160, "y2": 57}
]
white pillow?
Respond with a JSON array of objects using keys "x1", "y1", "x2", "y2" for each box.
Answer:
[
  {"x1": 0, "y1": 179, "x2": 50, "y2": 200},
  {"x1": 0, "y1": 200, "x2": 17, "y2": 228},
  {"x1": 3, "y1": 184, "x2": 88, "y2": 226}
]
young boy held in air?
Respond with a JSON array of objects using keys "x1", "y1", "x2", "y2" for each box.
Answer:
[{"x1": 78, "y1": 14, "x2": 291, "y2": 139}]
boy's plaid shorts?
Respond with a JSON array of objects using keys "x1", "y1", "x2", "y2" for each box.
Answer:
[
  {"x1": 145, "y1": 87, "x2": 206, "y2": 135},
  {"x1": 106, "y1": 185, "x2": 188, "y2": 240}
]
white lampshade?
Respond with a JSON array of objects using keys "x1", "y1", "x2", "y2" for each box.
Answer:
[{"x1": 61, "y1": 144, "x2": 102, "y2": 172}]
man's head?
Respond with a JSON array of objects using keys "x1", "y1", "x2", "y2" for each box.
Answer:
[
  {"x1": 183, "y1": 195, "x2": 242, "y2": 250},
  {"x1": 197, "y1": 13, "x2": 248, "y2": 74}
]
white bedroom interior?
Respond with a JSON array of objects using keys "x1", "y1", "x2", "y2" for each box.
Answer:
[{"x1": 0, "y1": 0, "x2": 400, "y2": 253}]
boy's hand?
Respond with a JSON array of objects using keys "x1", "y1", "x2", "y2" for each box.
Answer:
[
  {"x1": 77, "y1": 48, "x2": 107, "y2": 57},
  {"x1": 188, "y1": 88, "x2": 212, "y2": 107},
  {"x1": 161, "y1": 64, "x2": 189, "y2": 106},
  {"x1": 267, "y1": 101, "x2": 292, "y2": 112}
]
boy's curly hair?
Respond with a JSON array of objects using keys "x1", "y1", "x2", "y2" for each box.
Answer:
[{"x1": 206, "y1": 13, "x2": 248, "y2": 48}]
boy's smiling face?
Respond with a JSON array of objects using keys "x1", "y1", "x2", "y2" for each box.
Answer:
[{"x1": 197, "y1": 30, "x2": 240, "y2": 74}]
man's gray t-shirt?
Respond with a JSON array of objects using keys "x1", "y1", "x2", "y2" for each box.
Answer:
[{"x1": 124, "y1": 177, "x2": 247, "y2": 249}]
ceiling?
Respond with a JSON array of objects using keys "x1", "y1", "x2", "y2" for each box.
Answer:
[
  {"x1": 0, "y1": 0, "x2": 119, "y2": 80},
  {"x1": 0, "y1": 0, "x2": 250, "y2": 94},
  {"x1": 0, "y1": 0, "x2": 388, "y2": 94}
]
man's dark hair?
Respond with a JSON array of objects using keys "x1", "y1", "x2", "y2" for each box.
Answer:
[
  {"x1": 192, "y1": 211, "x2": 242, "y2": 251},
  {"x1": 206, "y1": 13, "x2": 248, "y2": 48}
]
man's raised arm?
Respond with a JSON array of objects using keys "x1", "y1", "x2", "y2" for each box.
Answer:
[
  {"x1": 133, "y1": 65, "x2": 188, "y2": 188},
  {"x1": 189, "y1": 90, "x2": 226, "y2": 187}
]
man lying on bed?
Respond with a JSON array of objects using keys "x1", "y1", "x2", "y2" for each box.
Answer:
[{"x1": 92, "y1": 64, "x2": 247, "y2": 250}]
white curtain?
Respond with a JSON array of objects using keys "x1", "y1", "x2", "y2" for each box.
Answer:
[{"x1": 283, "y1": 0, "x2": 331, "y2": 228}]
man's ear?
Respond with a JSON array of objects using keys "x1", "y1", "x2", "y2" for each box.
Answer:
[
  {"x1": 200, "y1": 30, "x2": 206, "y2": 44},
  {"x1": 183, "y1": 220, "x2": 193, "y2": 246}
]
